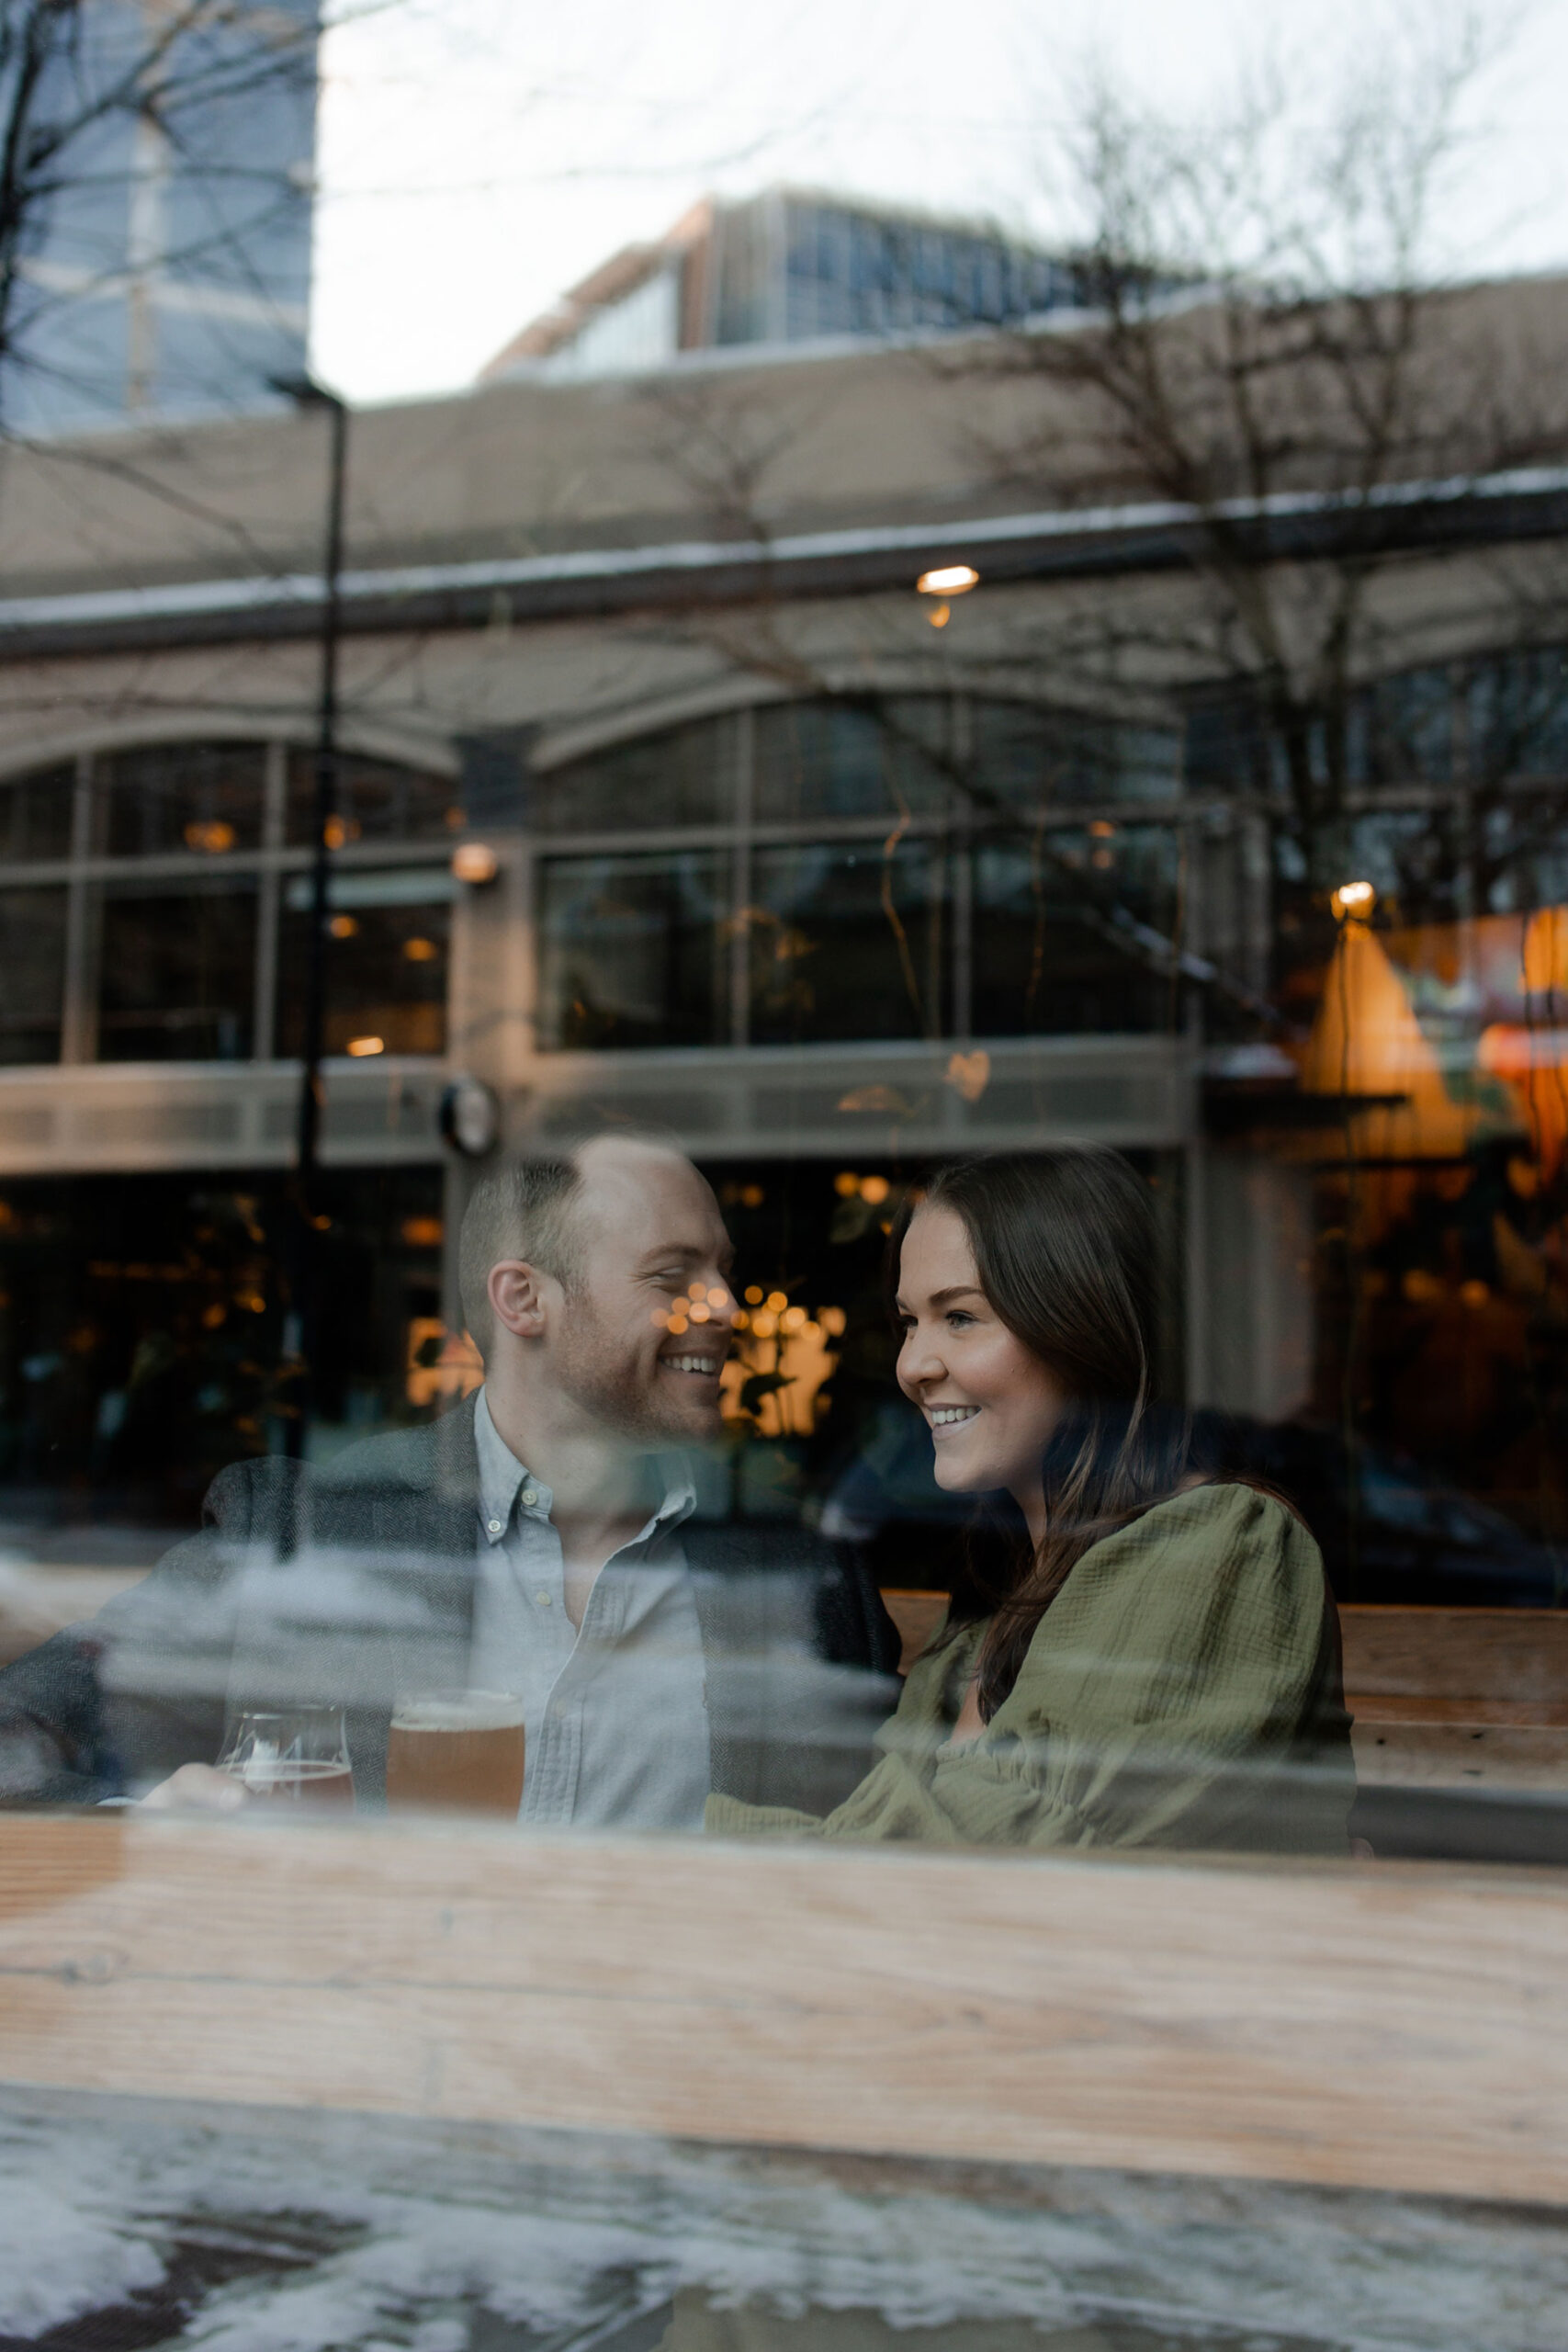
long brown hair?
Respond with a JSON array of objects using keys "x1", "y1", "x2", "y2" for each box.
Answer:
[{"x1": 888, "y1": 1148, "x2": 1190, "y2": 1723}]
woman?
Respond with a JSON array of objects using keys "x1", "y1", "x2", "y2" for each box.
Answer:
[{"x1": 709, "y1": 1148, "x2": 1354, "y2": 1854}]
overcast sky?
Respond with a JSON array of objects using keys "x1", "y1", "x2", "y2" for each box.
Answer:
[{"x1": 310, "y1": 0, "x2": 1568, "y2": 406}]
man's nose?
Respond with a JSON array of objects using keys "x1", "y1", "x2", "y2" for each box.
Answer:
[{"x1": 685, "y1": 1278, "x2": 738, "y2": 1330}]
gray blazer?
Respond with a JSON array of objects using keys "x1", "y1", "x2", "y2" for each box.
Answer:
[{"x1": 0, "y1": 1397, "x2": 900, "y2": 1817}]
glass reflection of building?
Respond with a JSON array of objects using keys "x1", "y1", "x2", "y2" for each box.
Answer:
[
  {"x1": 6, "y1": 0, "x2": 319, "y2": 435},
  {"x1": 0, "y1": 259, "x2": 1565, "y2": 1563}
]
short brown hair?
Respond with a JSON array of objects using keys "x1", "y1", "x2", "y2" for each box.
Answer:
[{"x1": 458, "y1": 1157, "x2": 584, "y2": 1357}]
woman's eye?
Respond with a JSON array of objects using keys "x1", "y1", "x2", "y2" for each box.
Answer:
[{"x1": 946, "y1": 1310, "x2": 974, "y2": 1329}]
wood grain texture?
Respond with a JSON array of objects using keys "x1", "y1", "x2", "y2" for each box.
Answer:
[
  {"x1": 0, "y1": 1814, "x2": 1563, "y2": 2205},
  {"x1": 879, "y1": 1589, "x2": 949, "y2": 1674},
  {"x1": 1341, "y1": 1606, "x2": 1568, "y2": 1705}
]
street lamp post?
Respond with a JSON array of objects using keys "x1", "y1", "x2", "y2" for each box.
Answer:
[{"x1": 274, "y1": 374, "x2": 349, "y2": 1459}]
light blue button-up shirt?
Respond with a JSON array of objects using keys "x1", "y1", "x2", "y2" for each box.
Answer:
[{"x1": 468, "y1": 1386, "x2": 710, "y2": 1830}]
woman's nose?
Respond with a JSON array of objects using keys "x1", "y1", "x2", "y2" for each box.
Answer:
[{"x1": 897, "y1": 1329, "x2": 943, "y2": 1391}]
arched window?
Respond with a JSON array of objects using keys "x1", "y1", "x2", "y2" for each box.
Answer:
[
  {"x1": 531, "y1": 696, "x2": 1185, "y2": 1050},
  {"x1": 0, "y1": 740, "x2": 457, "y2": 1068}
]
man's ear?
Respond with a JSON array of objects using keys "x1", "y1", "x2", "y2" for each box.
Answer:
[{"x1": 489, "y1": 1260, "x2": 550, "y2": 1341}]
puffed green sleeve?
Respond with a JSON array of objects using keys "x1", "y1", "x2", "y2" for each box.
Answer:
[{"x1": 705, "y1": 1484, "x2": 1354, "y2": 1855}]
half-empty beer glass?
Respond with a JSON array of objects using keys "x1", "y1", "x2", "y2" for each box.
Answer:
[
  {"x1": 217, "y1": 1707, "x2": 355, "y2": 1808},
  {"x1": 386, "y1": 1689, "x2": 526, "y2": 1816}
]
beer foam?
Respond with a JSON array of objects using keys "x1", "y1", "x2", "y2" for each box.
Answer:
[{"x1": 389, "y1": 1692, "x2": 525, "y2": 1733}]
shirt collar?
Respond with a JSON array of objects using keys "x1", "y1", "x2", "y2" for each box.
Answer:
[{"x1": 472, "y1": 1385, "x2": 696, "y2": 1547}]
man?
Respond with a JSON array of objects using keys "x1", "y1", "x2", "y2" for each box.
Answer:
[{"x1": 0, "y1": 1136, "x2": 899, "y2": 1820}]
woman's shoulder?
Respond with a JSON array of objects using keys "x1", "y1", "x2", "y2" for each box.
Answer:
[
  {"x1": 1062, "y1": 1476, "x2": 1325, "y2": 1612},
  {"x1": 1131, "y1": 1476, "x2": 1314, "y2": 1548}
]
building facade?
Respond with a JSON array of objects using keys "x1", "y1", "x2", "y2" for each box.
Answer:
[
  {"x1": 5, "y1": 0, "x2": 318, "y2": 435},
  {"x1": 0, "y1": 291, "x2": 1566, "y2": 1576},
  {"x1": 480, "y1": 188, "x2": 1089, "y2": 381}
]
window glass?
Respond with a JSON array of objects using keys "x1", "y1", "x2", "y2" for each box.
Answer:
[
  {"x1": 0, "y1": 1169, "x2": 441, "y2": 1519},
  {"x1": 0, "y1": 885, "x2": 67, "y2": 1063},
  {"x1": 277, "y1": 871, "x2": 454, "y2": 1057},
  {"x1": 753, "y1": 699, "x2": 948, "y2": 821},
  {"x1": 1470, "y1": 645, "x2": 1568, "y2": 783},
  {"x1": 971, "y1": 700, "x2": 1180, "y2": 810},
  {"x1": 748, "y1": 840, "x2": 942, "y2": 1043},
  {"x1": 533, "y1": 718, "x2": 730, "y2": 832},
  {"x1": 539, "y1": 851, "x2": 728, "y2": 1048},
  {"x1": 1359, "y1": 666, "x2": 1455, "y2": 788},
  {"x1": 97, "y1": 879, "x2": 258, "y2": 1060},
  {"x1": 103, "y1": 741, "x2": 266, "y2": 856},
  {"x1": 0, "y1": 763, "x2": 73, "y2": 861},
  {"x1": 287, "y1": 749, "x2": 464, "y2": 845},
  {"x1": 972, "y1": 824, "x2": 1180, "y2": 1035}
]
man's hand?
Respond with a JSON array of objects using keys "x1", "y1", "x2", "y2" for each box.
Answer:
[{"x1": 138, "y1": 1763, "x2": 248, "y2": 1813}]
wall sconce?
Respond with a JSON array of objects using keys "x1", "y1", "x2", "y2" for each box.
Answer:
[
  {"x1": 1331, "y1": 880, "x2": 1376, "y2": 922},
  {"x1": 451, "y1": 841, "x2": 500, "y2": 886},
  {"x1": 916, "y1": 563, "x2": 979, "y2": 628},
  {"x1": 440, "y1": 1073, "x2": 501, "y2": 1157}
]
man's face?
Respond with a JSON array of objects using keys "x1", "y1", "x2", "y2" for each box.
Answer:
[{"x1": 547, "y1": 1142, "x2": 737, "y2": 1445}]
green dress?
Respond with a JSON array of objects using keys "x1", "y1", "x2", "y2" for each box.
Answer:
[{"x1": 707, "y1": 1482, "x2": 1356, "y2": 1855}]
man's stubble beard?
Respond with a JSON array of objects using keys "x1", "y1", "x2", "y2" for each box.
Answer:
[{"x1": 552, "y1": 1290, "x2": 704, "y2": 1446}]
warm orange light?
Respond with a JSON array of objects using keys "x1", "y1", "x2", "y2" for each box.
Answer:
[
  {"x1": 750, "y1": 1309, "x2": 777, "y2": 1338},
  {"x1": 834, "y1": 1170, "x2": 860, "y2": 1197},
  {"x1": 400, "y1": 1216, "x2": 444, "y2": 1248},
  {"x1": 860, "y1": 1173, "x2": 890, "y2": 1206},
  {"x1": 345, "y1": 1035, "x2": 384, "y2": 1057},
  {"x1": 328, "y1": 912, "x2": 358, "y2": 939},
  {"x1": 765, "y1": 1290, "x2": 788, "y2": 1313},
  {"x1": 1332, "y1": 880, "x2": 1376, "y2": 922},
  {"x1": 706, "y1": 1287, "x2": 728, "y2": 1307},
  {"x1": 732, "y1": 1308, "x2": 750, "y2": 1330},
  {"x1": 780, "y1": 1305, "x2": 807, "y2": 1333},
  {"x1": 451, "y1": 841, "x2": 500, "y2": 885},
  {"x1": 1088, "y1": 819, "x2": 1117, "y2": 839},
  {"x1": 323, "y1": 815, "x2": 360, "y2": 850},
  {"x1": 917, "y1": 564, "x2": 979, "y2": 596},
  {"x1": 667, "y1": 1313, "x2": 689, "y2": 1336},
  {"x1": 689, "y1": 1301, "x2": 711, "y2": 1322},
  {"x1": 743, "y1": 1284, "x2": 764, "y2": 1305},
  {"x1": 402, "y1": 935, "x2": 440, "y2": 962},
  {"x1": 184, "y1": 820, "x2": 235, "y2": 854}
]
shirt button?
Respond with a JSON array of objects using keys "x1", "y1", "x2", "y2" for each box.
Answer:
[
  {"x1": 486, "y1": 1519, "x2": 503, "y2": 1535},
  {"x1": 521, "y1": 1488, "x2": 538, "y2": 1508},
  {"x1": 535, "y1": 1589, "x2": 551, "y2": 1608}
]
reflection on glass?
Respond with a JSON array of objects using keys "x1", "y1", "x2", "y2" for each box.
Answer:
[
  {"x1": 754, "y1": 699, "x2": 947, "y2": 822},
  {"x1": 104, "y1": 741, "x2": 266, "y2": 856},
  {"x1": 972, "y1": 827, "x2": 1179, "y2": 1035},
  {"x1": 277, "y1": 873, "x2": 451, "y2": 1057},
  {"x1": 970, "y1": 701, "x2": 1179, "y2": 810},
  {"x1": 747, "y1": 840, "x2": 942, "y2": 1045},
  {"x1": 540, "y1": 851, "x2": 728, "y2": 1048},
  {"x1": 0, "y1": 764, "x2": 73, "y2": 862},
  {"x1": 286, "y1": 749, "x2": 463, "y2": 844},
  {"x1": 534, "y1": 718, "x2": 730, "y2": 831},
  {"x1": 98, "y1": 880, "x2": 257, "y2": 1059},
  {"x1": 0, "y1": 886, "x2": 66, "y2": 1064}
]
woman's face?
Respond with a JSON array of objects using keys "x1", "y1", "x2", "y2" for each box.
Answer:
[{"x1": 895, "y1": 1205, "x2": 1070, "y2": 1514}]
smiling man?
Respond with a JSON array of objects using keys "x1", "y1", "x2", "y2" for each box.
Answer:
[{"x1": 0, "y1": 1134, "x2": 899, "y2": 1820}]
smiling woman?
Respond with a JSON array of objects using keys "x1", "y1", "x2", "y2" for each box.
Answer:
[{"x1": 709, "y1": 1148, "x2": 1356, "y2": 1855}]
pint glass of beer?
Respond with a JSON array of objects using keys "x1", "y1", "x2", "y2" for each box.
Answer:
[{"x1": 385, "y1": 1689, "x2": 526, "y2": 1816}]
